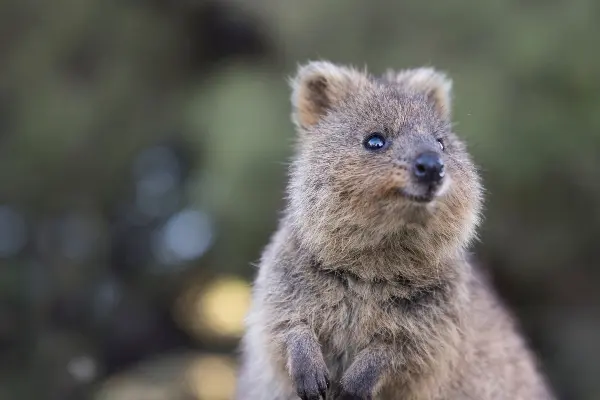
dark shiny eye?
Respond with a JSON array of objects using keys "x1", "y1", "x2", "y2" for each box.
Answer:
[
  {"x1": 363, "y1": 133, "x2": 387, "y2": 151},
  {"x1": 436, "y1": 138, "x2": 445, "y2": 151}
]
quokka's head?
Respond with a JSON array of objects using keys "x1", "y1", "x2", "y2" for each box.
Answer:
[{"x1": 286, "y1": 61, "x2": 483, "y2": 255}]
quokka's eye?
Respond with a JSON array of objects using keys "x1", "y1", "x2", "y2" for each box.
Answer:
[
  {"x1": 436, "y1": 138, "x2": 445, "y2": 151},
  {"x1": 363, "y1": 133, "x2": 387, "y2": 151}
]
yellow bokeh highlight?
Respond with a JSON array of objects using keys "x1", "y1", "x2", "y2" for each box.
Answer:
[
  {"x1": 186, "y1": 354, "x2": 237, "y2": 400},
  {"x1": 197, "y1": 276, "x2": 251, "y2": 339}
]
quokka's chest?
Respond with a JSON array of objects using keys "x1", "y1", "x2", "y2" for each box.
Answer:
[{"x1": 301, "y1": 279, "x2": 411, "y2": 352}]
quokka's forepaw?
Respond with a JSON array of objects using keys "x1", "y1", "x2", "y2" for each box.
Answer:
[
  {"x1": 287, "y1": 331, "x2": 331, "y2": 399},
  {"x1": 294, "y1": 365, "x2": 330, "y2": 400}
]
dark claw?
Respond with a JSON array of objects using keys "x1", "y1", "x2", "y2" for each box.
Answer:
[{"x1": 319, "y1": 375, "x2": 330, "y2": 398}]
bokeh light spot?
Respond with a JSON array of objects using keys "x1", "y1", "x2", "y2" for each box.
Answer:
[
  {"x1": 186, "y1": 354, "x2": 237, "y2": 400},
  {"x1": 197, "y1": 276, "x2": 250, "y2": 340}
]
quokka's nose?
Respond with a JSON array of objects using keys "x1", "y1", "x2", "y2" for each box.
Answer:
[{"x1": 412, "y1": 151, "x2": 445, "y2": 184}]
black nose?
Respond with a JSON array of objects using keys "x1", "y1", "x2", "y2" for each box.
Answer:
[{"x1": 412, "y1": 151, "x2": 445, "y2": 184}]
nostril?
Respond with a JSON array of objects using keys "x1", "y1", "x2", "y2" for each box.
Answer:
[{"x1": 415, "y1": 163, "x2": 427, "y2": 175}]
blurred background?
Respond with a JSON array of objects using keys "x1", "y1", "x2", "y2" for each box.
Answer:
[{"x1": 0, "y1": 0, "x2": 598, "y2": 399}]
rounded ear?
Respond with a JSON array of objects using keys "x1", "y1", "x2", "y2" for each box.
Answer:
[
  {"x1": 383, "y1": 67, "x2": 453, "y2": 120},
  {"x1": 289, "y1": 61, "x2": 369, "y2": 130}
]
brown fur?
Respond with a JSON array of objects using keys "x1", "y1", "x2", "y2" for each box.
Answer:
[{"x1": 235, "y1": 61, "x2": 554, "y2": 399}]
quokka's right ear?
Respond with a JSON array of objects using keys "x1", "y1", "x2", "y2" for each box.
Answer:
[
  {"x1": 289, "y1": 61, "x2": 368, "y2": 130},
  {"x1": 383, "y1": 67, "x2": 453, "y2": 121}
]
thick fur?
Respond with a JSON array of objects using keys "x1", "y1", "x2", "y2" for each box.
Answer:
[{"x1": 235, "y1": 61, "x2": 554, "y2": 399}]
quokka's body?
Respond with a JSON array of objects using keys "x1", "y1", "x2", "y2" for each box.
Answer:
[{"x1": 235, "y1": 61, "x2": 555, "y2": 400}]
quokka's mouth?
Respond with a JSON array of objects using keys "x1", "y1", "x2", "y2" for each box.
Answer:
[
  {"x1": 398, "y1": 176, "x2": 450, "y2": 204},
  {"x1": 398, "y1": 189, "x2": 436, "y2": 204}
]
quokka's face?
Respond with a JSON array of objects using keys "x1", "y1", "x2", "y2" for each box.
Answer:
[{"x1": 289, "y1": 61, "x2": 482, "y2": 237}]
